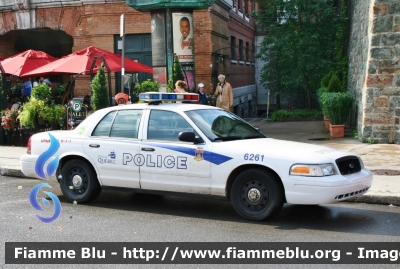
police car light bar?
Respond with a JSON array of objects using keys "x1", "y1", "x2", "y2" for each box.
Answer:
[{"x1": 139, "y1": 92, "x2": 199, "y2": 103}]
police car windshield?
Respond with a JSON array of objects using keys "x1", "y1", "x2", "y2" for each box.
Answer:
[{"x1": 185, "y1": 109, "x2": 265, "y2": 141}]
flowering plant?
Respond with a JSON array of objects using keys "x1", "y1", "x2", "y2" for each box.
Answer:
[{"x1": 1, "y1": 109, "x2": 19, "y2": 133}]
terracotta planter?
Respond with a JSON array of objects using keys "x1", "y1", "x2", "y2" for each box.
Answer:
[
  {"x1": 329, "y1": 123, "x2": 345, "y2": 138},
  {"x1": 323, "y1": 115, "x2": 330, "y2": 130}
]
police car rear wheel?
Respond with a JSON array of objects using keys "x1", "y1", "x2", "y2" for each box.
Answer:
[
  {"x1": 60, "y1": 160, "x2": 101, "y2": 203},
  {"x1": 231, "y1": 169, "x2": 284, "y2": 221}
]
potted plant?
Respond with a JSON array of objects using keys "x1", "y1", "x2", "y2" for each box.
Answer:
[
  {"x1": 321, "y1": 91, "x2": 354, "y2": 138},
  {"x1": 318, "y1": 71, "x2": 342, "y2": 130},
  {"x1": 19, "y1": 83, "x2": 66, "y2": 131}
]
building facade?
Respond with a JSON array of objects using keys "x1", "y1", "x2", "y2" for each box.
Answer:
[{"x1": 0, "y1": 0, "x2": 257, "y2": 116}]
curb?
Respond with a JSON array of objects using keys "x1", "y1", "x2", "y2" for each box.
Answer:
[
  {"x1": 347, "y1": 195, "x2": 400, "y2": 207},
  {"x1": 0, "y1": 167, "x2": 32, "y2": 179}
]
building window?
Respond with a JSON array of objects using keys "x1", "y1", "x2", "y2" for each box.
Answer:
[
  {"x1": 239, "y1": 39, "x2": 243, "y2": 61},
  {"x1": 238, "y1": 0, "x2": 242, "y2": 13},
  {"x1": 245, "y1": 0, "x2": 248, "y2": 15},
  {"x1": 245, "y1": 42, "x2": 249, "y2": 62},
  {"x1": 231, "y1": 36, "x2": 236, "y2": 61}
]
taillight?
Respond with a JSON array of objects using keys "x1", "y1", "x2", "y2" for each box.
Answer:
[{"x1": 27, "y1": 136, "x2": 32, "y2": 154}]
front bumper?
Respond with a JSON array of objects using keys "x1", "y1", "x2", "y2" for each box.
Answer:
[{"x1": 284, "y1": 168, "x2": 373, "y2": 204}]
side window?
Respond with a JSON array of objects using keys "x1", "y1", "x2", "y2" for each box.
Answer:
[
  {"x1": 147, "y1": 110, "x2": 192, "y2": 141},
  {"x1": 92, "y1": 111, "x2": 116, "y2": 137},
  {"x1": 110, "y1": 110, "x2": 142, "y2": 139}
]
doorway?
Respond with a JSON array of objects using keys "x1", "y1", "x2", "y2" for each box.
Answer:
[{"x1": 114, "y1": 34, "x2": 152, "y2": 99}]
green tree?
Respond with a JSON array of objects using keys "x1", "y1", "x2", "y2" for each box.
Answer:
[
  {"x1": 321, "y1": 71, "x2": 335, "y2": 88},
  {"x1": 168, "y1": 54, "x2": 185, "y2": 92},
  {"x1": 133, "y1": 79, "x2": 160, "y2": 102},
  {"x1": 252, "y1": 0, "x2": 345, "y2": 109},
  {"x1": 91, "y1": 64, "x2": 109, "y2": 111},
  {"x1": 327, "y1": 74, "x2": 343, "y2": 93},
  {"x1": 173, "y1": 54, "x2": 184, "y2": 82}
]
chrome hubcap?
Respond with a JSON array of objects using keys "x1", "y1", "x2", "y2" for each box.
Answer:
[
  {"x1": 72, "y1": 175, "x2": 83, "y2": 187},
  {"x1": 247, "y1": 188, "x2": 261, "y2": 203}
]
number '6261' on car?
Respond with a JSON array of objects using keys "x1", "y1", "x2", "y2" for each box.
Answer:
[{"x1": 20, "y1": 102, "x2": 373, "y2": 221}]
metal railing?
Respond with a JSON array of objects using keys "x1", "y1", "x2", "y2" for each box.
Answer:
[{"x1": 268, "y1": 92, "x2": 321, "y2": 111}]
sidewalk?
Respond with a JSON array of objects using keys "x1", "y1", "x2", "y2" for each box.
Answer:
[{"x1": 1, "y1": 119, "x2": 399, "y2": 206}]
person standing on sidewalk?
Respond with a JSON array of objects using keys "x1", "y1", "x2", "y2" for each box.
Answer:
[
  {"x1": 197, "y1": 83, "x2": 208, "y2": 105},
  {"x1": 174, "y1": 80, "x2": 187, "y2": 103},
  {"x1": 214, "y1": 74, "x2": 233, "y2": 112},
  {"x1": 174, "y1": 80, "x2": 187, "y2": 93}
]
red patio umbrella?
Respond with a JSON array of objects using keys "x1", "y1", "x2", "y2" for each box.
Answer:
[
  {"x1": 0, "y1": 50, "x2": 58, "y2": 77},
  {"x1": 23, "y1": 46, "x2": 152, "y2": 77}
]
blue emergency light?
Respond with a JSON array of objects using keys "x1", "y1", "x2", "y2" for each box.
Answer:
[{"x1": 139, "y1": 92, "x2": 199, "y2": 104}]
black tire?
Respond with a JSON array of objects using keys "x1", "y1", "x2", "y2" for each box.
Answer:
[
  {"x1": 59, "y1": 159, "x2": 101, "y2": 203},
  {"x1": 230, "y1": 168, "x2": 284, "y2": 221}
]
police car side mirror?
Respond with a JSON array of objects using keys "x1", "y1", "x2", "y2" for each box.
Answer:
[{"x1": 179, "y1": 132, "x2": 203, "y2": 144}]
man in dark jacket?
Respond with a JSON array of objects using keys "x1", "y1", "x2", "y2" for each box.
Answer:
[{"x1": 197, "y1": 83, "x2": 208, "y2": 105}]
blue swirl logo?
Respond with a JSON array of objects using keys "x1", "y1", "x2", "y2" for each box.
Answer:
[
  {"x1": 29, "y1": 183, "x2": 62, "y2": 223},
  {"x1": 30, "y1": 133, "x2": 62, "y2": 223},
  {"x1": 34, "y1": 133, "x2": 60, "y2": 180}
]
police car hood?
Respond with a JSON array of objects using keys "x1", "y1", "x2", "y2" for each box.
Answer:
[{"x1": 215, "y1": 138, "x2": 353, "y2": 162}]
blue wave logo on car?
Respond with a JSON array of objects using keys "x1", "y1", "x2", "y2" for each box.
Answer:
[
  {"x1": 29, "y1": 183, "x2": 62, "y2": 223},
  {"x1": 31, "y1": 133, "x2": 62, "y2": 223},
  {"x1": 35, "y1": 133, "x2": 60, "y2": 180}
]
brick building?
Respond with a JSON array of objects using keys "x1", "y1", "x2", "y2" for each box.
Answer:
[{"x1": 0, "y1": 0, "x2": 257, "y2": 116}]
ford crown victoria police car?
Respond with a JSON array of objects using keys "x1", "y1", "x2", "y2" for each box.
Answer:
[{"x1": 20, "y1": 93, "x2": 373, "y2": 221}]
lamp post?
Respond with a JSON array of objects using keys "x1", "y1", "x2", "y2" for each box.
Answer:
[{"x1": 120, "y1": 14, "x2": 125, "y2": 96}]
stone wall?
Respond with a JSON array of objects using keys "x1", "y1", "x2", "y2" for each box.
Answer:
[{"x1": 348, "y1": 0, "x2": 400, "y2": 144}]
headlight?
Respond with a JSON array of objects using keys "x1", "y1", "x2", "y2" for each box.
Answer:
[{"x1": 290, "y1": 163, "x2": 336, "y2": 176}]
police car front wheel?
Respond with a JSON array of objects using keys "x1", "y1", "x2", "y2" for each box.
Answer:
[
  {"x1": 230, "y1": 169, "x2": 284, "y2": 221},
  {"x1": 60, "y1": 160, "x2": 102, "y2": 203}
]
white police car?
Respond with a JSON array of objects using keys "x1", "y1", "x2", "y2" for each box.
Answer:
[{"x1": 20, "y1": 92, "x2": 373, "y2": 221}]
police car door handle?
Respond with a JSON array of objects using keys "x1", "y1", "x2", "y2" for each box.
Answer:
[
  {"x1": 89, "y1": 144, "x2": 100, "y2": 148},
  {"x1": 141, "y1": 147, "x2": 155, "y2": 152}
]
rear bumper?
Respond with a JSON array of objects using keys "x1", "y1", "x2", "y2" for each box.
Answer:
[{"x1": 20, "y1": 154, "x2": 57, "y2": 182}]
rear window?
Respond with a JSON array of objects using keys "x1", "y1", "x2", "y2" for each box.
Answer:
[{"x1": 92, "y1": 110, "x2": 142, "y2": 139}]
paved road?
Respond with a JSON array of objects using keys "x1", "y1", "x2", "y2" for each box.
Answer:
[{"x1": 1, "y1": 176, "x2": 400, "y2": 269}]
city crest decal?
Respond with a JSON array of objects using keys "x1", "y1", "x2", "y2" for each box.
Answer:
[{"x1": 194, "y1": 148, "x2": 204, "y2": 162}]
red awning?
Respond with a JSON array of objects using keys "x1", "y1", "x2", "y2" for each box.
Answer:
[
  {"x1": 0, "y1": 50, "x2": 58, "y2": 77},
  {"x1": 23, "y1": 46, "x2": 153, "y2": 77}
]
